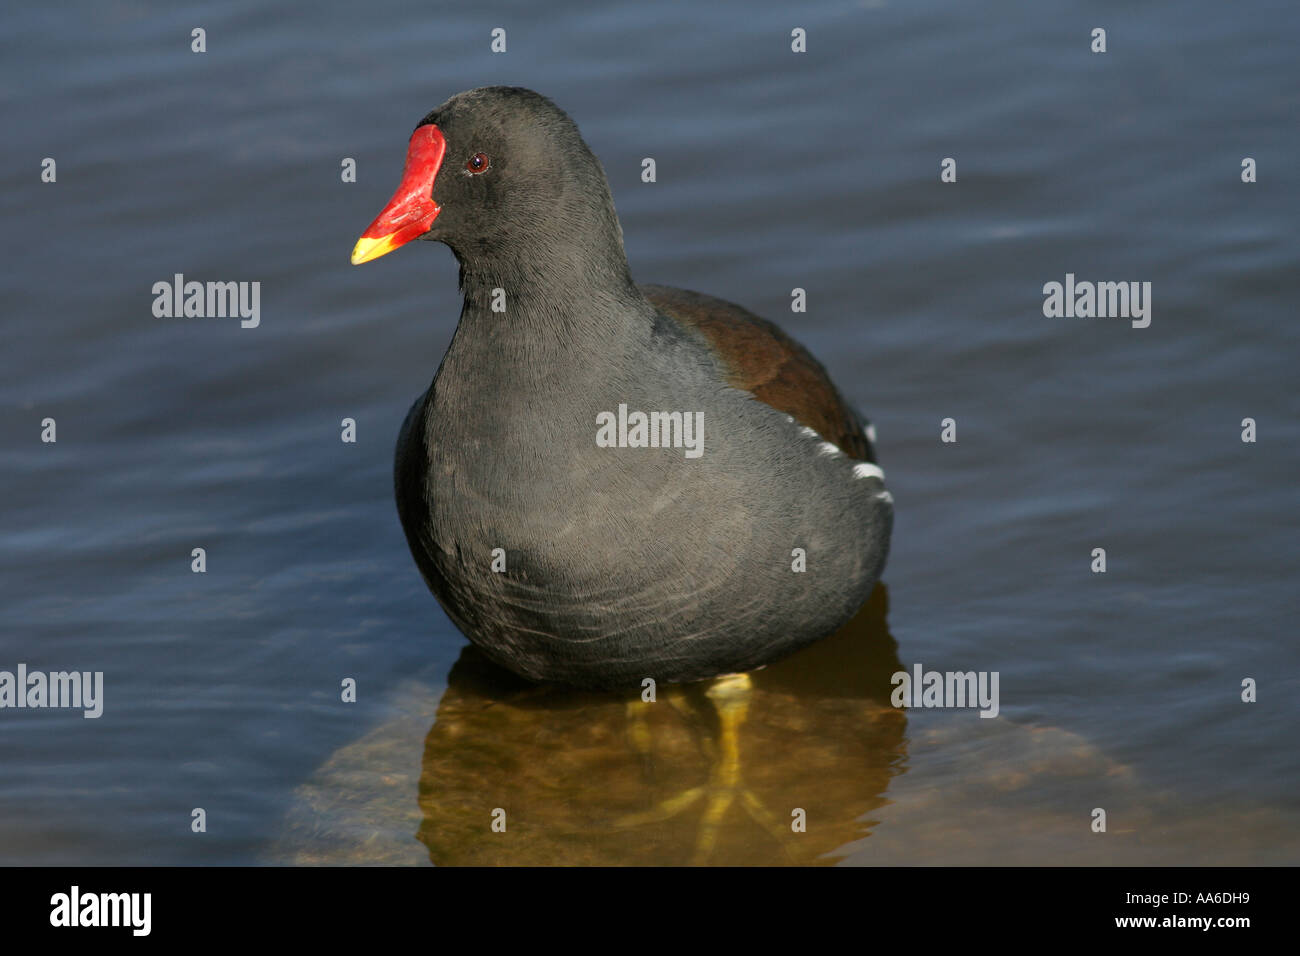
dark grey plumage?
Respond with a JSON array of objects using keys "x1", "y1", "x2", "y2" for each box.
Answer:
[{"x1": 382, "y1": 87, "x2": 891, "y2": 687}]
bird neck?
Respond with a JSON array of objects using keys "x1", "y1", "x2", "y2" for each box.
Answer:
[{"x1": 449, "y1": 239, "x2": 648, "y2": 363}]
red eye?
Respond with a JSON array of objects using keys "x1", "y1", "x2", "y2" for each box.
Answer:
[{"x1": 466, "y1": 152, "x2": 489, "y2": 174}]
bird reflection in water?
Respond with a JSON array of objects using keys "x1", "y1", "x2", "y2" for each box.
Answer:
[{"x1": 417, "y1": 583, "x2": 906, "y2": 865}]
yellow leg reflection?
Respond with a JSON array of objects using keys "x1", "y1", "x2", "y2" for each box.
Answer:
[
  {"x1": 616, "y1": 672, "x2": 793, "y2": 864},
  {"x1": 624, "y1": 698, "x2": 654, "y2": 762}
]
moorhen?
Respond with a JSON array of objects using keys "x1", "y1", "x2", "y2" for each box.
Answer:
[{"x1": 352, "y1": 87, "x2": 892, "y2": 688}]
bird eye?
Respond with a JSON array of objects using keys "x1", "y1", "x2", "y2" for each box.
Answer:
[{"x1": 466, "y1": 152, "x2": 490, "y2": 174}]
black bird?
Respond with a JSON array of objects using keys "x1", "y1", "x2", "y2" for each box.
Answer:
[{"x1": 353, "y1": 86, "x2": 891, "y2": 687}]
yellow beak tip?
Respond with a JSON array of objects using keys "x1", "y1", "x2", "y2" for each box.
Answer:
[{"x1": 350, "y1": 235, "x2": 396, "y2": 265}]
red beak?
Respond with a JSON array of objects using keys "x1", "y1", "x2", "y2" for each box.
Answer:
[{"x1": 351, "y1": 124, "x2": 447, "y2": 264}]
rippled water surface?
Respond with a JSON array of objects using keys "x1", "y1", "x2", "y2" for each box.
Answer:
[{"x1": 2, "y1": 0, "x2": 1298, "y2": 864}]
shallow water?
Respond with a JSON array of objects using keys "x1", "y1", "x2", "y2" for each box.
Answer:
[{"x1": 2, "y1": 0, "x2": 1298, "y2": 865}]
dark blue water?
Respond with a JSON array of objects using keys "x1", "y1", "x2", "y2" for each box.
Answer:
[{"x1": 2, "y1": 0, "x2": 1297, "y2": 864}]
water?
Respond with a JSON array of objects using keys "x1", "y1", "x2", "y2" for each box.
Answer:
[{"x1": 2, "y1": 0, "x2": 1297, "y2": 865}]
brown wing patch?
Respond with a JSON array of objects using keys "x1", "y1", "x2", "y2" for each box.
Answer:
[{"x1": 640, "y1": 284, "x2": 875, "y2": 462}]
